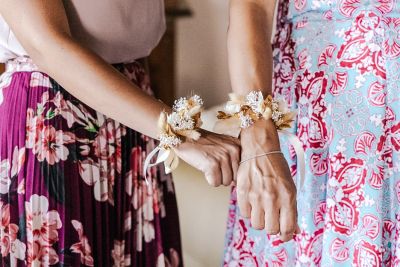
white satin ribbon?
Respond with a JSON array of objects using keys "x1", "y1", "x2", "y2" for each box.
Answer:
[
  {"x1": 143, "y1": 147, "x2": 179, "y2": 185},
  {"x1": 279, "y1": 130, "x2": 305, "y2": 189}
]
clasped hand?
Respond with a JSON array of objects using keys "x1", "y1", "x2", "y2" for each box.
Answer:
[{"x1": 175, "y1": 121, "x2": 298, "y2": 242}]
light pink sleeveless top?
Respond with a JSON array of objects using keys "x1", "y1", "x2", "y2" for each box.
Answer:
[{"x1": 0, "y1": 0, "x2": 166, "y2": 64}]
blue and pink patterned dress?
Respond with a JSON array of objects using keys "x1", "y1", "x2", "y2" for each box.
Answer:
[{"x1": 224, "y1": 0, "x2": 400, "y2": 266}]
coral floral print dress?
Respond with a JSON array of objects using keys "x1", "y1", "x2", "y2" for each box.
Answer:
[
  {"x1": 224, "y1": 0, "x2": 400, "y2": 266},
  {"x1": 0, "y1": 1, "x2": 182, "y2": 266}
]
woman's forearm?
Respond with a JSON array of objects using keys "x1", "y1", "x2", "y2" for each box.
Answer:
[
  {"x1": 32, "y1": 35, "x2": 170, "y2": 139},
  {"x1": 228, "y1": 0, "x2": 276, "y2": 96},
  {"x1": 1, "y1": 0, "x2": 169, "y2": 139}
]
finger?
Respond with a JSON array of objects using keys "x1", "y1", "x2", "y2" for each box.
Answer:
[
  {"x1": 236, "y1": 188, "x2": 251, "y2": 218},
  {"x1": 263, "y1": 200, "x2": 280, "y2": 235},
  {"x1": 221, "y1": 156, "x2": 233, "y2": 186},
  {"x1": 231, "y1": 154, "x2": 239, "y2": 183},
  {"x1": 237, "y1": 194, "x2": 251, "y2": 218},
  {"x1": 250, "y1": 203, "x2": 265, "y2": 230},
  {"x1": 204, "y1": 162, "x2": 222, "y2": 187},
  {"x1": 279, "y1": 205, "x2": 297, "y2": 242},
  {"x1": 236, "y1": 167, "x2": 251, "y2": 218}
]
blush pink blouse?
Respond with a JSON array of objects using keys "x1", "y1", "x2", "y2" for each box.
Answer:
[{"x1": 0, "y1": 0, "x2": 166, "y2": 64}]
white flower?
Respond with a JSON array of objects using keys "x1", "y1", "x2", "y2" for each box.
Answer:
[
  {"x1": 111, "y1": 240, "x2": 131, "y2": 267},
  {"x1": 159, "y1": 134, "x2": 182, "y2": 148},
  {"x1": 0, "y1": 159, "x2": 11, "y2": 194},
  {"x1": 167, "y1": 112, "x2": 194, "y2": 131},
  {"x1": 225, "y1": 101, "x2": 241, "y2": 114},
  {"x1": 271, "y1": 110, "x2": 283, "y2": 123},
  {"x1": 239, "y1": 113, "x2": 254, "y2": 128},
  {"x1": 190, "y1": 95, "x2": 204, "y2": 107},
  {"x1": 173, "y1": 97, "x2": 188, "y2": 112},
  {"x1": 143, "y1": 221, "x2": 155, "y2": 243},
  {"x1": 245, "y1": 91, "x2": 264, "y2": 113}
]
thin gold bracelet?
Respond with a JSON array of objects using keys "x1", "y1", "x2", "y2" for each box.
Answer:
[{"x1": 239, "y1": 151, "x2": 283, "y2": 165}]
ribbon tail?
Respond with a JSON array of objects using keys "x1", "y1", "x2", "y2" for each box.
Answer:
[
  {"x1": 164, "y1": 151, "x2": 180, "y2": 174},
  {"x1": 279, "y1": 130, "x2": 306, "y2": 190},
  {"x1": 143, "y1": 146, "x2": 161, "y2": 186}
]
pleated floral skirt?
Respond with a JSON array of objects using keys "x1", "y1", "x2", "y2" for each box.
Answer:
[{"x1": 0, "y1": 57, "x2": 182, "y2": 267}]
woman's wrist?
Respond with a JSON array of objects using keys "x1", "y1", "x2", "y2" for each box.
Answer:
[{"x1": 240, "y1": 119, "x2": 281, "y2": 156}]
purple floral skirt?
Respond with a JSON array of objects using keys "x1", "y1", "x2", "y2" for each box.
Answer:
[{"x1": 0, "y1": 57, "x2": 182, "y2": 267}]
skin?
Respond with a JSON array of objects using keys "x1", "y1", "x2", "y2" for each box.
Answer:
[
  {"x1": 0, "y1": 0, "x2": 240, "y2": 187},
  {"x1": 228, "y1": 0, "x2": 299, "y2": 241}
]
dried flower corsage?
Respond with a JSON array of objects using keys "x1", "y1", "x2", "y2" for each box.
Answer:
[
  {"x1": 215, "y1": 91, "x2": 306, "y2": 189},
  {"x1": 217, "y1": 91, "x2": 297, "y2": 130},
  {"x1": 143, "y1": 95, "x2": 204, "y2": 182}
]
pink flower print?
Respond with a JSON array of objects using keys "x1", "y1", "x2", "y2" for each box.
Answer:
[
  {"x1": 111, "y1": 240, "x2": 131, "y2": 267},
  {"x1": 17, "y1": 179, "x2": 25, "y2": 195},
  {"x1": 157, "y1": 249, "x2": 180, "y2": 267},
  {"x1": 93, "y1": 120, "x2": 125, "y2": 173},
  {"x1": 70, "y1": 220, "x2": 94, "y2": 266},
  {"x1": 0, "y1": 159, "x2": 11, "y2": 194},
  {"x1": 143, "y1": 221, "x2": 155, "y2": 243},
  {"x1": 130, "y1": 147, "x2": 144, "y2": 179},
  {"x1": 26, "y1": 108, "x2": 44, "y2": 149},
  {"x1": 11, "y1": 146, "x2": 25, "y2": 178},
  {"x1": 0, "y1": 201, "x2": 26, "y2": 262},
  {"x1": 53, "y1": 92, "x2": 77, "y2": 128},
  {"x1": 79, "y1": 159, "x2": 109, "y2": 202},
  {"x1": 10, "y1": 239, "x2": 26, "y2": 263},
  {"x1": 33, "y1": 126, "x2": 75, "y2": 165},
  {"x1": 25, "y1": 194, "x2": 62, "y2": 246},
  {"x1": 0, "y1": 146, "x2": 23, "y2": 194},
  {"x1": 0, "y1": 202, "x2": 17, "y2": 255},
  {"x1": 27, "y1": 240, "x2": 59, "y2": 266},
  {"x1": 30, "y1": 72, "x2": 52, "y2": 88}
]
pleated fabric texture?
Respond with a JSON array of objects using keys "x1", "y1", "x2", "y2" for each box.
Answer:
[{"x1": 0, "y1": 57, "x2": 182, "y2": 267}]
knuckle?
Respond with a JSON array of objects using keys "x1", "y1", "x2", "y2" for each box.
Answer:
[
  {"x1": 249, "y1": 192, "x2": 262, "y2": 203},
  {"x1": 240, "y1": 210, "x2": 250, "y2": 218},
  {"x1": 236, "y1": 188, "x2": 247, "y2": 195},
  {"x1": 281, "y1": 230, "x2": 293, "y2": 236},
  {"x1": 264, "y1": 192, "x2": 279, "y2": 202},
  {"x1": 209, "y1": 179, "x2": 220, "y2": 187},
  {"x1": 223, "y1": 179, "x2": 232, "y2": 186},
  {"x1": 266, "y1": 229, "x2": 280, "y2": 235},
  {"x1": 208, "y1": 159, "x2": 219, "y2": 170},
  {"x1": 231, "y1": 144, "x2": 241, "y2": 154},
  {"x1": 252, "y1": 224, "x2": 264, "y2": 231}
]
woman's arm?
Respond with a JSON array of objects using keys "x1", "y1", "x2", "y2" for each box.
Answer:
[
  {"x1": 0, "y1": 0, "x2": 241, "y2": 187},
  {"x1": 228, "y1": 0, "x2": 275, "y2": 96},
  {"x1": 1, "y1": 0, "x2": 166, "y2": 139},
  {"x1": 228, "y1": 0, "x2": 298, "y2": 241}
]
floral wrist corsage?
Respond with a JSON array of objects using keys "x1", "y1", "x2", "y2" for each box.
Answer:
[
  {"x1": 144, "y1": 95, "x2": 204, "y2": 181},
  {"x1": 217, "y1": 91, "x2": 296, "y2": 130}
]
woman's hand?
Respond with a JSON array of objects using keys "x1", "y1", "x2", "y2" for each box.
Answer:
[
  {"x1": 237, "y1": 119, "x2": 298, "y2": 242},
  {"x1": 175, "y1": 129, "x2": 241, "y2": 187}
]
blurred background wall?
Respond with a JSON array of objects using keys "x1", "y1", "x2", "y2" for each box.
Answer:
[
  {"x1": 173, "y1": 1, "x2": 232, "y2": 266},
  {"x1": 176, "y1": 0, "x2": 230, "y2": 108}
]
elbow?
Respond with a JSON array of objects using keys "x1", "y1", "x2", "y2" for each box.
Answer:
[{"x1": 21, "y1": 30, "x2": 73, "y2": 71}]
